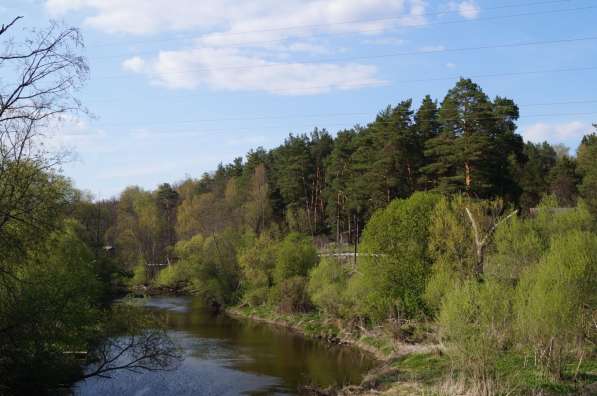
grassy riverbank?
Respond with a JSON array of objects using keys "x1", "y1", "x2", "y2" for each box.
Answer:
[
  {"x1": 227, "y1": 305, "x2": 448, "y2": 394},
  {"x1": 228, "y1": 305, "x2": 597, "y2": 396}
]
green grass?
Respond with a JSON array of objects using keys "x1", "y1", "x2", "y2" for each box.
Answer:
[
  {"x1": 392, "y1": 353, "x2": 449, "y2": 385},
  {"x1": 231, "y1": 305, "x2": 341, "y2": 339},
  {"x1": 493, "y1": 353, "x2": 597, "y2": 395},
  {"x1": 360, "y1": 335, "x2": 394, "y2": 357}
]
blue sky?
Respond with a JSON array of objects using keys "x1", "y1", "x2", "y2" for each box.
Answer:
[{"x1": 3, "y1": 0, "x2": 596, "y2": 197}]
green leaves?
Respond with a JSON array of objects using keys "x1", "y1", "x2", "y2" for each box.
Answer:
[{"x1": 349, "y1": 192, "x2": 440, "y2": 322}]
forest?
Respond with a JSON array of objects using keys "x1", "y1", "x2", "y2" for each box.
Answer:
[{"x1": 0, "y1": 15, "x2": 596, "y2": 396}]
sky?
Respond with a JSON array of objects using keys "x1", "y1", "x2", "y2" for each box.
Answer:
[{"x1": 2, "y1": 0, "x2": 596, "y2": 198}]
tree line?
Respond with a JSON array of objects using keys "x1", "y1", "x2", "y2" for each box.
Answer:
[{"x1": 91, "y1": 78, "x2": 597, "y2": 274}]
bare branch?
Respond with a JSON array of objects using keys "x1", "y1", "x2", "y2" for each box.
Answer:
[
  {"x1": 465, "y1": 206, "x2": 518, "y2": 279},
  {"x1": 0, "y1": 17, "x2": 22, "y2": 37}
]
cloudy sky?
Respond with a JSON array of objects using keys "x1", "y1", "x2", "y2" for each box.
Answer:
[{"x1": 3, "y1": 0, "x2": 596, "y2": 197}]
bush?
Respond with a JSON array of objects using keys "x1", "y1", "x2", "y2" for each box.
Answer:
[
  {"x1": 273, "y1": 232, "x2": 319, "y2": 284},
  {"x1": 238, "y1": 232, "x2": 277, "y2": 305},
  {"x1": 349, "y1": 192, "x2": 440, "y2": 322},
  {"x1": 486, "y1": 196, "x2": 593, "y2": 283},
  {"x1": 173, "y1": 231, "x2": 242, "y2": 307},
  {"x1": 307, "y1": 258, "x2": 351, "y2": 317},
  {"x1": 155, "y1": 260, "x2": 193, "y2": 287},
  {"x1": 513, "y1": 231, "x2": 597, "y2": 378},
  {"x1": 439, "y1": 280, "x2": 513, "y2": 384},
  {"x1": 130, "y1": 259, "x2": 147, "y2": 286},
  {"x1": 269, "y1": 276, "x2": 311, "y2": 313}
]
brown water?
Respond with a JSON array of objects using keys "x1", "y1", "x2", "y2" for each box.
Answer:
[{"x1": 74, "y1": 296, "x2": 376, "y2": 395}]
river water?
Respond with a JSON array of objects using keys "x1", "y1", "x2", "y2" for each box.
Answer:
[{"x1": 73, "y1": 297, "x2": 376, "y2": 395}]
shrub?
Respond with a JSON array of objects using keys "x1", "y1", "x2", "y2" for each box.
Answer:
[
  {"x1": 425, "y1": 195, "x2": 518, "y2": 312},
  {"x1": 130, "y1": 259, "x2": 147, "y2": 286},
  {"x1": 439, "y1": 280, "x2": 514, "y2": 384},
  {"x1": 173, "y1": 231, "x2": 242, "y2": 307},
  {"x1": 155, "y1": 260, "x2": 193, "y2": 287},
  {"x1": 238, "y1": 232, "x2": 277, "y2": 305},
  {"x1": 269, "y1": 276, "x2": 311, "y2": 313},
  {"x1": 273, "y1": 232, "x2": 319, "y2": 284},
  {"x1": 307, "y1": 258, "x2": 351, "y2": 317},
  {"x1": 513, "y1": 231, "x2": 597, "y2": 378}
]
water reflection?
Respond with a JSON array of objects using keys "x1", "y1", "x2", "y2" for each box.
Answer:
[{"x1": 75, "y1": 297, "x2": 375, "y2": 395}]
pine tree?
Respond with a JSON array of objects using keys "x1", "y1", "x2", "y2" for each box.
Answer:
[
  {"x1": 577, "y1": 127, "x2": 597, "y2": 216},
  {"x1": 422, "y1": 79, "x2": 523, "y2": 198},
  {"x1": 517, "y1": 142, "x2": 557, "y2": 209},
  {"x1": 324, "y1": 129, "x2": 357, "y2": 243},
  {"x1": 415, "y1": 95, "x2": 440, "y2": 189}
]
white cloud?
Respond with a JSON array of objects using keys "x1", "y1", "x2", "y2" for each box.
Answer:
[
  {"x1": 121, "y1": 56, "x2": 145, "y2": 73},
  {"x1": 46, "y1": 0, "x2": 428, "y2": 36},
  {"x1": 446, "y1": 62, "x2": 456, "y2": 68},
  {"x1": 449, "y1": 1, "x2": 480, "y2": 20},
  {"x1": 122, "y1": 47, "x2": 385, "y2": 95},
  {"x1": 523, "y1": 121, "x2": 590, "y2": 144},
  {"x1": 53, "y1": 0, "x2": 422, "y2": 94}
]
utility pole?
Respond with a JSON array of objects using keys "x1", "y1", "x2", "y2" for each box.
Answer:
[{"x1": 353, "y1": 214, "x2": 359, "y2": 269}]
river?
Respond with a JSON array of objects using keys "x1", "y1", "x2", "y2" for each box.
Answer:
[{"x1": 73, "y1": 296, "x2": 376, "y2": 395}]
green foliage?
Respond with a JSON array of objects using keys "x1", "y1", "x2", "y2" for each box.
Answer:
[
  {"x1": 577, "y1": 130, "x2": 597, "y2": 218},
  {"x1": 307, "y1": 258, "x2": 351, "y2": 318},
  {"x1": 439, "y1": 280, "x2": 514, "y2": 383},
  {"x1": 425, "y1": 195, "x2": 518, "y2": 311},
  {"x1": 0, "y1": 222, "x2": 103, "y2": 392},
  {"x1": 349, "y1": 192, "x2": 440, "y2": 322},
  {"x1": 517, "y1": 142, "x2": 558, "y2": 209},
  {"x1": 130, "y1": 259, "x2": 148, "y2": 286},
  {"x1": 513, "y1": 231, "x2": 597, "y2": 378},
  {"x1": 238, "y1": 232, "x2": 278, "y2": 306},
  {"x1": 269, "y1": 276, "x2": 312, "y2": 313},
  {"x1": 487, "y1": 196, "x2": 593, "y2": 281},
  {"x1": 176, "y1": 231, "x2": 242, "y2": 307},
  {"x1": 273, "y1": 232, "x2": 319, "y2": 284},
  {"x1": 422, "y1": 78, "x2": 523, "y2": 198},
  {"x1": 155, "y1": 261, "x2": 193, "y2": 287}
]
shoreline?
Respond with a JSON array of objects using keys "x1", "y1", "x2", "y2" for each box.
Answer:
[
  {"x1": 226, "y1": 305, "x2": 444, "y2": 395},
  {"x1": 226, "y1": 306, "x2": 390, "y2": 362}
]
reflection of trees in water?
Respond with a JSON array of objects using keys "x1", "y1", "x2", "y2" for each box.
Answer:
[{"x1": 82, "y1": 303, "x2": 183, "y2": 381}]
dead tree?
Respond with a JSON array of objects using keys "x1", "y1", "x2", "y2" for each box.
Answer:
[{"x1": 465, "y1": 206, "x2": 518, "y2": 279}]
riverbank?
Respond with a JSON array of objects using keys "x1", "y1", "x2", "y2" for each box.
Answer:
[
  {"x1": 227, "y1": 306, "x2": 597, "y2": 396},
  {"x1": 227, "y1": 305, "x2": 447, "y2": 395}
]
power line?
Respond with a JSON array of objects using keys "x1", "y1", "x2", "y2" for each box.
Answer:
[
  {"x1": 83, "y1": 64, "x2": 597, "y2": 101},
  {"x1": 83, "y1": 109, "x2": 597, "y2": 131},
  {"x1": 88, "y1": 110, "x2": 596, "y2": 143},
  {"x1": 87, "y1": 4, "x2": 594, "y2": 60},
  {"x1": 87, "y1": 0, "x2": 578, "y2": 50},
  {"x1": 95, "y1": 36, "x2": 597, "y2": 79}
]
